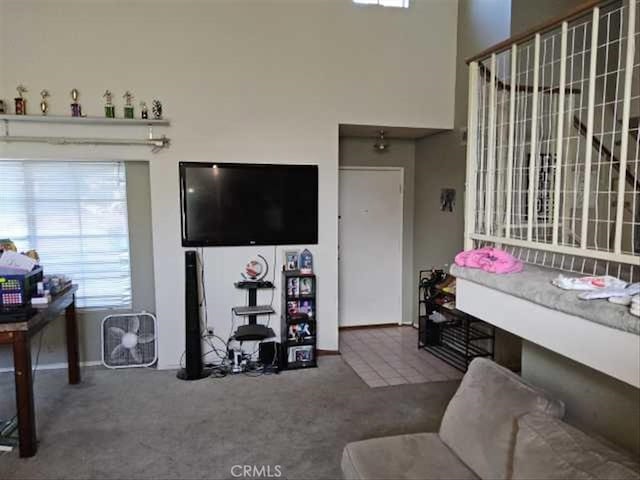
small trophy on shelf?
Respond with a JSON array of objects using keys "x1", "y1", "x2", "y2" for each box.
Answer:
[
  {"x1": 140, "y1": 101, "x2": 149, "y2": 120},
  {"x1": 70, "y1": 88, "x2": 82, "y2": 117},
  {"x1": 152, "y1": 99, "x2": 163, "y2": 120},
  {"x1": 15, "y1": 85, "x2": 27, "y2": 115},
  {"x1": 103, "y1": 90, "x2": 115, "y2": 118},
  {"x1": 123, "y1": 91, "x2": 134, "y2": 119},
  {"x1": 40, "y1": 90, "x2": 50, "y2": 116},
  {"x1": 0, "y1": 100, "x2": 6, "y2": 114}
]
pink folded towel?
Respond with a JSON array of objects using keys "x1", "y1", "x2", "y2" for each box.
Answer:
[{"x1": 455, "y1": 247, "x2": 523, "y2": 274}]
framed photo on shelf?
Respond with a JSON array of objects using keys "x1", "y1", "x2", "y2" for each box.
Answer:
[
  {"x1": 284, "y1": 250, "x2": 299, "y2": 271},
  {"x1": 299, "y1": 249, "x2": 313, "y2": 273}
]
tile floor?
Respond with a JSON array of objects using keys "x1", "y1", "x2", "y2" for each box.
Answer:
[{"x1": 340, "y1": 326, "x2": 463, "y2": 388}]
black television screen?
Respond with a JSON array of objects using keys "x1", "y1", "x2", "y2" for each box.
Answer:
[{"x1": 180, "y1": 162, "x2": 318, "y2": 247}]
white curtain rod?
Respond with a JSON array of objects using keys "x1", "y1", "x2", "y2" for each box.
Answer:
[{"x1": 0, "y1": 135, "x2": 170, "y2": 152}]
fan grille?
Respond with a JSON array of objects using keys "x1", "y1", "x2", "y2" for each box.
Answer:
[{"x1": 102, "y1": 313, "x2": 157, "y2": 368}]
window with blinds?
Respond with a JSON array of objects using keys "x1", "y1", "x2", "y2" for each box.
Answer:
[
  {"x1": 353, "y1": 0, "x2": 410, "y2": 7},
  {"x1": 0, "y1": 161, "x2": 132, "y2": 309}
]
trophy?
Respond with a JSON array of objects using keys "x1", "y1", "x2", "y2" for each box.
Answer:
[
  {"x1": 70, "y1": 88, "x2": 82, "y2": 117},
  {"x1": 103, "y1": 90, "x2": 115, "y2": 118},
  {"x1": 40, "y1": 90, "x2": 50, "y2": 116},
  {"x1": 15, "y1": 85, "x2": 27, "y2": 115},
  {"x1": 140, "y1": 101, "x2": 149, "y2": 120},
  {"x1": 123, "y1": 91, "x2": 134, "y2": 119},
  {"x1": 0, "y1": 100, "x2": 5, "y2": 114},
  {"x1": 152, "y1": 99, "x2": 163, "y2": 120}
]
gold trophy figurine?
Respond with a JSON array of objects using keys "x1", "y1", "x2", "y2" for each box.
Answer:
[
  {"x1": 70, "y1": 88, "x2": 82, "y2": 117},
  {"x1": 123, "y1": 91, "x2": 134, "y2": 119},
  {"x1": 15, "y1": 84, "x2": 27, "y2": 115},
  {"x1": 40, "y1": 90, "x2": 50, "y2": 116},
  {"x1": 104, "y1": 90, "x2": 115, "y2": 118},
  {"x1": 140, "y1": 101, "x2": 148, "y2": 120}
]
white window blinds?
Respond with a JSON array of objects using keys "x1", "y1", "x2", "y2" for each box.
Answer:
[{"x1": 0, "y1": 161, "x2": 132, "y2": 309}]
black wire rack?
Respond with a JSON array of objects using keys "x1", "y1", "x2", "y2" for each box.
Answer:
[{"x1": 418, "y1": 269, "x2": 495, "y2": 372}]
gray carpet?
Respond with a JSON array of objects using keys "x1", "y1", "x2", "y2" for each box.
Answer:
[{"x1": 0, "y1": 357, "x2": 459, "y2": 480}]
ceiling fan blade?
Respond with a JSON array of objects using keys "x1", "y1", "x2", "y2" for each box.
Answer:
[
  {"x1": 137, "y1": 333, "x2": 155, "y2": 344},
  {"x1": 110, "y1": 344, "x2": 126, "y2": 361},
  {"x1": 109, "y1": 327, "x2": 126, "y2": 339},
  {"x1": 128, "y1": 316, "x2": 140, "y2": 334},
  {"x1": 130, "y1": 347, "x2": 143, "y2": 363}
]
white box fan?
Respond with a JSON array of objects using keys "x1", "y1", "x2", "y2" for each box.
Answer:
[{"x1": 102, "y1": 312, "x2": 158, "y2": 369}]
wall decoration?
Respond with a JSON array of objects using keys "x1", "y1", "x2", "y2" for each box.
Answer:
[
  {"x1": 440, "y1": 188, "x2": 456, "y2": 212},
  {"x1": 70, "y1": 88, "x2": 82, "y2": 117},
  {"x1": 152, "y1": 99, "x2": 163, "y2": 120},
  {"x1": 123, "y1": 91, "x2": 134, "y2": 119},
  {"x1": 39, "y1": 90, "x2": 50, "y2": 116},
  {"x1": 103, "y1": 90, "x2": 115, "y2": 118},
  {"x1": 460, "y1": 127, "x2": 468, "y2": 146},
  {"x1": 14, "y1": 84, "x2": 27, "y2": 115}
]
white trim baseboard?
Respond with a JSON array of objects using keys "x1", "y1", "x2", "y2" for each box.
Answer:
[{"x1": 0, "y1": 360, "x2": 103, "y2": 374}]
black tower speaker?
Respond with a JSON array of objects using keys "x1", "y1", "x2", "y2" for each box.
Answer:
[{"x1": 177, "y1": 250, "x2": 209, "y2": 380}]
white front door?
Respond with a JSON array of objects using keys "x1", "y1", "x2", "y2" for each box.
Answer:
[{"x1": 339, "y1": 167, "x2": 403, "y2": 327}]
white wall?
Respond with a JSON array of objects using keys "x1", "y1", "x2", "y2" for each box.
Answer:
[
  {"x1": 522, "y1": 341, "x2": 640, "y2": 456},
  {"x1": 414, "y1": 0, "x2": 511, "y2": 270},
  {"x1": 0, "y1": 0, "x2": 458, "y2": 368},
  {"x1": 339, "y1": 137, "x2": 415, "y2": 326}
]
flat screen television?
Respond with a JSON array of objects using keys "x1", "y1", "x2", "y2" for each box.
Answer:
[{"x1": 179, "y1": 162, "x2": 318, "y2": 247}]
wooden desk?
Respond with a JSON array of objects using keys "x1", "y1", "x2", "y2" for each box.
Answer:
[{"x1": 0, "y1": 285, "x2": 79, "y2": 457}]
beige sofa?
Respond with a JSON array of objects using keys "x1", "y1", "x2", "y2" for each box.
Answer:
[{"x1": 341, "y1": 358, "x2": 640, "y2": 480}]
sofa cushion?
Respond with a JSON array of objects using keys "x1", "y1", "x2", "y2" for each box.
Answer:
[
  {"x1": 341, "y1": 432, "x2": 478, "y2": 480},
  {"x1": 514, "y1": 412, "x2": 640, "y2": 480},
  {"x1": 438, "y1": 358, "x2": 565, "y2": 480}
]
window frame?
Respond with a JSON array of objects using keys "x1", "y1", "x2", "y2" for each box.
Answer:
[{"x1": 0, "y1": 159, "x2": 133, "y2": 310}]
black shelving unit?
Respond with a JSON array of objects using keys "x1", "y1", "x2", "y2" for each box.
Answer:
[
  {"x1": 418, "y1": 269, "x2": 494, "y2": 372},
  {"x1": 281, "y1": 270, "x2": 317, "y2": 370},
  {"x1": 232, "y1": 281, "x2": 277, "y2": 342},
  {"x1": 233, "y1": 280, "x2": 276, "y2": 324}
]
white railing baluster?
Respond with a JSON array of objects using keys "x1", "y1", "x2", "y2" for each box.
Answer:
[
  {"x1": 580, "y1": 7, "x2": 600, "y2": 250},
  {"x1": 486, "y1": 54, "x2": 498, "y2": 236},
  {"x1": 465, "y1": 62, "x2": 479, "y2": 250},
  {"x1": 528, "y1": 34, "x2": 541, "y2": 242},
  {"x1": 465, "y1": 3, "x2": 638, "y2": 277},
  {"x1": 505, "y1": 44, "x2": 517, "y2": 239},
  {"x1": 552, "y1": 22, "x2": 569, "y2": 245},
  {"x1": 614, "y1": 0, "x2": 636, "y2": 254}
]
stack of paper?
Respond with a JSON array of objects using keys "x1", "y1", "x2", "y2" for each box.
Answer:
[{"x1": 0, "y1": 251, "x2": 37, "y2": 274}]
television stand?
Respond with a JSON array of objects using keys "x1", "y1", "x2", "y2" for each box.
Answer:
[{"x1": 232, "y1": 281, "x2": 275, "y2": 341}]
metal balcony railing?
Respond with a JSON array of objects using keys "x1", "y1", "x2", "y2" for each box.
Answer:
[{"x1": 465, "y1": 0, "x2": 639, "y2": 280}]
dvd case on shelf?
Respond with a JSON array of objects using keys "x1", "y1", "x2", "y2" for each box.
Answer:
[
  {"x1": 288, "y1": 345, "x2": 314, "y2": 363},
  {"x1": 299, "y1": 277, "x2": 313, "y2": 295}
]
